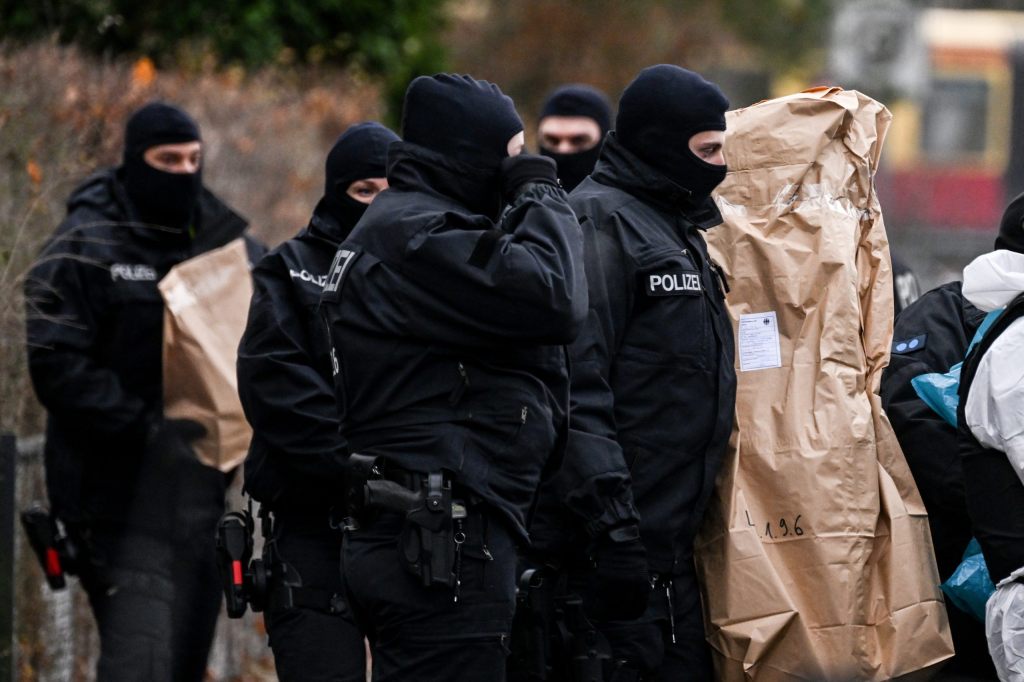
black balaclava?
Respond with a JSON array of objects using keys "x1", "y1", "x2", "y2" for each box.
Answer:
[
  {"x1": 321, "y1": 121, "x2": 400, "y2": 233},
  {"x1": 121, "y1": 102, "x2": 203, "y2": 230},
  {"x1": 538, "y1": 84, "x2": 613, "y2": 191},
  {"x1": 401, "y1": 74, "x2": 523, "y2": 215},
  {"x1": 616, "y1": 65, "x2": 729, "y2": 200},
  {"x1": 996, "y1": 191, "x2": 1024, "y2": 254}
]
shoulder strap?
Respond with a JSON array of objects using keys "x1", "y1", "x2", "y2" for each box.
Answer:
[{"x1": 958, "y1": 291, "x2": 1024, "y2": 429}]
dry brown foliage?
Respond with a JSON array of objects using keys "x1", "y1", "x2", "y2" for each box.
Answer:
[
  {"x1": 1, "y1": 39, "x2": 384, "y2": 680},
  {"x1": 0, "y1": 39, "x2": 384, "y2": 437}
]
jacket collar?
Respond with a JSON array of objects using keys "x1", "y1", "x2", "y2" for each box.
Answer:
[
  {"x1": 387, "y1": 141, "x2": 502, "y2": 218},
  {"x1": 307, "y1": 198, "x2": 351, "y2": 245},
  {"x1": 67, "y1": 167, "x2": 248, "y2": 247},
  {"x1": 591, "y1": 133, "x2": 723, "y2": 230}
]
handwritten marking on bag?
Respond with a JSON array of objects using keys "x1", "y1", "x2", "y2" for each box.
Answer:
[{"x1": 746, "y1": 510, "x2": 804, "y2": 539}]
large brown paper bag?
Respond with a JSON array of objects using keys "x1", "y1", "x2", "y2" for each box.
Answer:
[
  {"x1": 159, "y1": 238, "x2": 252, "y2": 472},
  {"x1": 697, "y1": 88, "x2": 953, "y2": 680}
]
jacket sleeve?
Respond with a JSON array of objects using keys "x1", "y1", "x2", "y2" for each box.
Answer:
[
  {"x1": 558, "y1": 215, "x2": 640, "y2": 536},
  {"x1": 964, "y1": 317, "x2": 1024, "y2": 486},
  {"x1": 397, "y1": 182, "x2": 587, "y2": 344},
  {"x1": 24, "y1": 228, "x2": 149, "y2": 439},
  {"x1": 236, "y1": 254, "x2": 347, "y2": 479}
]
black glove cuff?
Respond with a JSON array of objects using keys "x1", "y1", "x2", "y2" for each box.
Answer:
[{"x1": 500, "y1": 154, "x2": 559, "y2": 200}]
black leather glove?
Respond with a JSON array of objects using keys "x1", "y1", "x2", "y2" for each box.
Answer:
[
  {"x1": 586, "y1": 525, "x2": 651, "y2": 622},
  {"x1": 500, "y1": 153, "x2": 559, "y2": 202},
  {"x1": 146, "y1": 418, "x2": 206, "y2": 469}
]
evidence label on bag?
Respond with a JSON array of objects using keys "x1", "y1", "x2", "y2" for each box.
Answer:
[{"x1": 738, "y1": 311, "x2": 782, "y2": 372}]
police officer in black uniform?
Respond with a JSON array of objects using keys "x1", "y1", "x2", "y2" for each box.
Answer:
[
  {"x1": 537, "y1": 84, "x2": 613, "y2": 192},
  {"x1": 881, "y1": 194, "x2": 1024, "y2": 680},
  {"x1": 25, "y1": 102, "x2": 263, "y2": 681},
  {"x1": 542, "y1": 65, "x2": 737, "y2": 681},
  {"x1": 237, "y1": 121, "x2": 399, "y2": 681},
  {"x1": 319, "y1": 73, "x2": 587, "y2": 681}
]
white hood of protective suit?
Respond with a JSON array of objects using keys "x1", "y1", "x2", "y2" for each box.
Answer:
[
  {"x1": 963, "y1": 248, "x2": 1024, "y2": 486},
  {"x1": 964, "y1": 249, "x2": 1024, "y2": 680},
  {"x1": 962, "y1": 249, "x2": 1024, "y2": 312}
]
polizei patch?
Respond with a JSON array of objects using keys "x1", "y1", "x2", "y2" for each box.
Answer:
[
  {"x1": 321, "y1": 248, "x2": 360, "y2": 302},
  {"x1": 289, "y1": 268, "x2": 328, "y2": 288},
  {"x1": 645, "y1": 269, "x2": 702, "y2": 296},
  {"x1": 110, "y1": 263, "x2": 157, "y2": 282}
]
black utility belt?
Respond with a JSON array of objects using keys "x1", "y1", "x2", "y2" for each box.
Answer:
[{"x1": 344, "y1": 454, "x2": 480, "y2": 521}]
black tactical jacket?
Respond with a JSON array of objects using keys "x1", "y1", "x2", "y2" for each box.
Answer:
[
  {"x1": 238, "y1": 202, "x2": 352, "y2": 511},
  {"x1": 534, "y1": 134, "x2": 736, "y2": 575},
  {"x1": 25, "y1": 168, "x2": 262, "y2": 526},
  {"x1": 880, "y1": 281, "x2": 986, "y2": 579},
  {"x1": 320, "y1": 142, "x2": 587, "y2": 541}
]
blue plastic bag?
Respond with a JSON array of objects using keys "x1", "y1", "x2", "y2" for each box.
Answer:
[
  {"x1": 911, "y1": 309, "x2": 1003, "y2": 427},
  {"x1": 941, "y1": 539, "x2": 996, "y2": 623},
  {"x1": 911, "y1": 362, "x2": 963, "y2": 427}
]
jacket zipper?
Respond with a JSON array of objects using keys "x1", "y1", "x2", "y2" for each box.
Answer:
[{"x1": 448, "y1": 362, "x2": 470, "y2": 406}]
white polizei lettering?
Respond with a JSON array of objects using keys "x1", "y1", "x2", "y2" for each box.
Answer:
[
  {"x1": 324, "y1": 249, "x2": 356, "y2": 293},
  {"x1": 289, "y1": 268, "x2": 328, "y2": 288},
  {"x1": 649, "y1": 272, "x2": 701, "y2": 293},
  {"x1": 110, "y1": 263, "x2": 157, "y2": 282}
]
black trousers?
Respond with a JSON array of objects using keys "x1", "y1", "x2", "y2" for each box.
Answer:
[
  {"x1": 581, "y1": 565, "x2": 712, "y2": 682},
  {"x1": 78, "y1": 525, "x2": 222, "y2": 682},
  {"x1": 342, "y1": 508, "x2": 517, "y2": 682},
  {"x1": 77, "y1": 458, "x2": 226, "y2": 682},
  {"x1": 264, "y1": 510, "x2": 366, "y2": 682}
]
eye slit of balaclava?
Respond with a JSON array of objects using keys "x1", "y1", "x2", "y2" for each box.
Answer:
[
  {"x1": 615, "y1": 65, "x2": 729, "y2": 199},
  {"x1": 320, "y1": 122, "x2": 400, "y2": 235},
  {"x1": 121, "y1": 102, "x2": 203, "y2": 231},
  {"x1": 538, "y1": 84, "x2": 613, "y2": 192}
]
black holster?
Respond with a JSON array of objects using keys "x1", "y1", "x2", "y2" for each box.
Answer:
[
  {"x1": 508, "y1": 567, "x2": 553, "y2": 681},
  {"x1": 264, "y1": 510, "x2": 347, "y2": 616},
  {"x1": 346, "y1": 453, "x2": 459, "y2": 588},
  {"x1": 20, "y1": 505, "x2": 81, "y2": 590}
]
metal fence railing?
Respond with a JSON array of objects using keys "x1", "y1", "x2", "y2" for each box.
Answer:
[
  {"x1": 1, "y1": 432, "x2": 274, "y2": 682},
  {"x1": 1, "y1": 433, "x2": 14, "y2": 682}
]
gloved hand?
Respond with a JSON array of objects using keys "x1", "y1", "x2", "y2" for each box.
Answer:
[
  {"x1": 500, "y1": 153, "x2": 559, "y2": 201},
  {"x1": 146, "y1": 417, "x2": 206, "y2": 469},
  {"x1": 586, "y1": 524, "x2": 651, "y2": 622}
]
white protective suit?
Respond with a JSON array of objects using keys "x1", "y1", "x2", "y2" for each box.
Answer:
[{"x1": 963, "y1": 249, "x2": 1024, "y2": 682}]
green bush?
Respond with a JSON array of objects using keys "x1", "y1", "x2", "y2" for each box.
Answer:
[{"x1": 0, "y1": 0, "x2": 449, "y2": 121}]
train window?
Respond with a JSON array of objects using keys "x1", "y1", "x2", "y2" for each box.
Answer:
[{"x1": 920, "y1": 77, "x2": 988, "y2": 162}]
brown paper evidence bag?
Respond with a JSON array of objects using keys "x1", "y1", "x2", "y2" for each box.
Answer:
[
  {"x1": 160, "y1": 238, "x2": 252, "y2": 473},
  {"x1": 696, "y1": 88, "x2": 954, "y2": 681}
]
